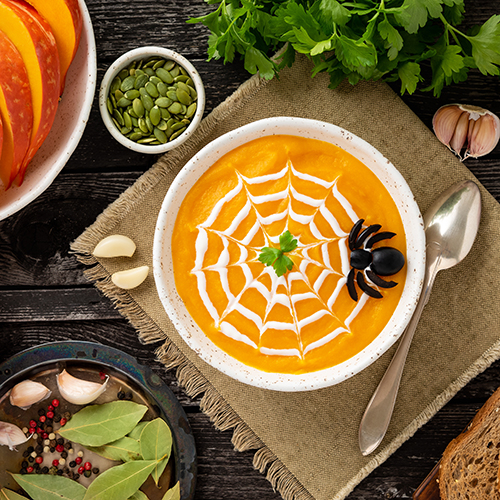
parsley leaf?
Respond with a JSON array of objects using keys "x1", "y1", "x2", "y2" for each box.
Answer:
[
  {"x1": 258, "y1": 231, "x2": 298, "y2": 277},
  {"x1": 189, "y1": 0, "x2": 500, "y2": 97}
]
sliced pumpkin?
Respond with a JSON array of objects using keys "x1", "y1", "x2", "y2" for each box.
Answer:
[
  {"x1": 24, "y1": 0, "x2": 83, "y2": 94},
  {"x1": 0, "y1": 28, "x2": 33, "y2": 189},
  {"x1": 0, "y1": 0, "x2": 60, "y2": 186}
]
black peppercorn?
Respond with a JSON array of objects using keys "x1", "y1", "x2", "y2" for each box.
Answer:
[
  {"x1": 62, "y1": 411, "x2": 71, "y2": 420},
  {"x1": 36, "y1": 467, "x2": 42, "y2": 474},
  {"x1": 41, "y1": 466, "x2": 49, "y2": 474},
  {"x1": 37, "y1": 437, "x2": 43, "y2": 445},
  {"x1": 50, "y1": 447, "x2": 55, "y2": 453},
  {"x1": 69, "y1": 461, "x2": 76, "y2": 468},
  {"x1": 46, "y1": 426, "x2": 53, "y2": 433},
  {"x1": 92, "y1": 467, "x2": 99, "y2": 474},
  {"x1": 27, "y1": 445, "x2": 34, "y2": 453},
  {"x1": 57, "y1": 437, "x2": 64, "y2": 445},
  {"x1": 61, "y1": 451, "x2": 68, "y2": 459},
  {"x1": 28, "y1": 456, "x2": 35, "y2": 463},
  {"x1": 74, "y1": 473, "x2": 80, "y2": 480},
  {"x1": 22, "y1": 450, "x2": 30, "y2": 458},
  {"x1": 125, "y1": 391, "x2": 133, "y2": 400},
  {"x1": 19, "y1": 468, "x2": 27, "y2": 475},
  {"x1": 63, "y1": 467, "x2": 70, "y2": 474},
  {"x1": 37, "y1": 421, "x2": 45, "y2": 429},
  {"x1": 54, "y1": 415, "x2": 61, "y2": 423},
  {"x1": 35, "y1": 445, "x2": 43, "y2": 454},
  {"x1": 46, "y1": 418, "x2": 53, "y2": 425},
  {"x1": 64, "y1": 441, "x2": 72, "y2": 450},
  {"x1": 21, "y1": 460, "x2": 28, "y2": 468},
  {"x1": 117, "y1": 390, "x2": 125, "y2": 400},
  {"x1": 56, "y1": 469, "x2": 63, "y2": 476},
  {"x1": 50, "y1": 439, "x2": 57, "y2": 447},
  {"x1": 84, "y1": 470, "x2": 91, "y2": 478}
]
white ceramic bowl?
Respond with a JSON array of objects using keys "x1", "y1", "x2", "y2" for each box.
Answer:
[
  {"x1": 99, "y1": 47, "x2": 205, "y2": 154},
  {"x1": 153, "y1": 117, "x2": 426, "y2": 392},
  {"x1": 0, "y1": 0, "x2": 96, "y2": 222}
]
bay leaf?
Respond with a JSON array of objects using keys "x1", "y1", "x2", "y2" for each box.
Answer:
[
  {"x1": 128, "y1": 491, "x2": 148, "y2": 500},
  {"x1": 86, "y1": 436, "x2": 142, "y2": 462},
  {"x1": 161, "y1": 482, "x2": 180, "y2": 500},
  {"x1": 127, "y1": 421, "x2": 148, "y2": 441},
  {"x1": 83, "y1": 460, "x2": 156, "y2": 500},
  {"x1": 59, "y1": 401, "x2": 147, "y2": 446},
  {"x1": 11, "y1": 473, "x2": 86, "y2": 500},
  {"x1": 139, "y1": 418, "x2": 173, "y2": 485},
  {"x1": 0, "y1": 489, "x2": 28, "y2": 500}
]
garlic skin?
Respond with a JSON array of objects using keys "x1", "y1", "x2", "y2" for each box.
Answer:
[
  {"x1": 93, "y1": 235, "x2": 136, "y2": 258},
  {"x1": 57, "y1": 369, "x2": 109, "y2": 405},
  {"x1": 111, "y1": 265, "x2": 149, "y2": 289},
  {"x1": 433, "y1": 104, "x2": 500, "y2": 160},
  {"x1": 0, "y1": 421, "x2": 32, "y2": 451},
  {"x1": 9, "y1": 380, "x2": 51, "y2": 410}
]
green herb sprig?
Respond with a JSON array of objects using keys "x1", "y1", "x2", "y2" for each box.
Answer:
[
  {"x1": 259, "y1": 231, "x2": 298, "y2": 277},
  {"x1": 188, "y1": 0, "x2": 500, "y2": 97}
]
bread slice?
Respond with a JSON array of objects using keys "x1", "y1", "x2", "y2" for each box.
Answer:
[{"x1": 439, "y1": 387, "x2": 500, "y2": 499}]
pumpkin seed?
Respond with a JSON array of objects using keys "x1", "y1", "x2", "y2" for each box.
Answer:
[
  {"x1": 155, "y1": 97, "x2": 173, "y2": 108},
  {"x1": 124, "y1": 89, "x2": 140, "y2": 100},
  {"x1": 114, "y1": 89, "x2": 124, "y2": 101},
  {"x1": 121, "y1": 126, "x2": 132, "y2": 135},
  {"x1": 167, "y1": 102, "x2": 183, "y2": 114},
  {"x1": 187, "y1": 85, "x2": 197, "y2": 100},
  {"x1": 112, "y1": 117, "x2": 121, "y2": 129},
  {"x1": 157, "y1": 82, "x2": 168, "y2": 96},
  {"x1": 134, "y1": 68, "x2": 145, "y2": 77},
  {"x1": 134, "y1": 74, "x2": 149, "y2": 89},
  {"x1": 160, "y1": 108, "x2": 171, "y2": 119},
  {"x1": 144, "y1": 58, "x2": 158, "y2": 68},
  {"x1": 174, "y1": 75, "x2": 189, "y2": 83},
  {"x1": 170, "y1": 65, "x2": 180, "y2": 78},
  {"x1": 164, "y1": 60, "x2": 176, "y2": 71},
  {"x1": 150, "y1": 106, "x2": 161, "y2": 126},
  {"x1": 176, "y1": 88, "x2": 191, "y2": 105},
  {"x1": 138, "y1": 118, "x2": 149, "y2": 134},
  {"x1": 132, "y1": 98, "x2": 145, "y2": 118},
  {"x1": 166, "y1": 90, "x2": 178, "y2": 101},
  {"x1": 185, "y1": 102, "x2": 197, "y2": 118},
  {"x1": 171, "y1": 121, "x2": 186, "y2": 132},
  {"x1": 144, "y1": 67, "x2": 155, "y2": 77},
  {"x1": 116, "y1": 97, "x2": 132, "y2": 108},
  {"x1": 152, "y1": 59, "x2": 165, "y2": 70},
  {"x1": 145, "y1": 115, "x2": 154, "y2": 133},
  {"x1": 129, "y1": 132, "x2": 143, "y2": 142},
  {"x1": 145, "y1": 81, "x2": 159, "y2": 98},
  {"x1": 131, "y1": 117, "x2": 139, "y2": 127},
  {"x1": 113, "y1": 108, "x2": 124, "y2": 126},
  {"x1": 118, "y1": 69, "x2": 129, "y2": 81},
  {"x1": 120, "y1": 75, "x2": 136, "y2": 92},
  {"x1": 110, "y1": 93, "x2": 117, "y2": 108},
  {"x1": 170, "y1": 127, "x2": 186, "y2": 141},
  {"x1": 106, "y1": 98, "x2": 113, "y2": 115},
  {"x1": 128, "y1": 107, "x2": 138, "y2": 119},
  {"x1": 156, "y1": 67, "x2": 174, "y2": 84},
  {"x1": 128, "y1": 60, "x2": 137, "y2": 71},
  {"x1": 180, "y1": 66, "x2": 188, "y2": 76},
  {"x1": 140, "y1": 93, "x2": 154, "y2": 112},
  {"x1": 110, "y1": 77, "x2": 121, "y2": 93},
  {"x1": 186, "y1": 77, "x2": 194, "y2": 87},
  {"x1": 123, "y1": 111, "x2": 133, "y2": 130},
  {"x1": 137, "y1": 137, "x2": 157, "y2": 144},
  {"x1": 154, "y1": 127, "x2": 167, "y2": 143},
  {"x1": 157, "y1": 119, "x2": 168, "y2": 131},
  {"x1": 149, "y1": 76, "x2": 162, "y2": 86}
]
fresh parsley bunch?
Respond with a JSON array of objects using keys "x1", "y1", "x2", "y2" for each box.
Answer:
[
  {"x1": 259, "y1": 230, "x2": 298, "y2": 277},
  {"x1": 188, "y1": 0, "x2": 500, "y2": 97}
]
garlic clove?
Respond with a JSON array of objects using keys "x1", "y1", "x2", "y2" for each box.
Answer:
[
  {"x1": 93, "y1": 235, "x2": 136, "y2": 258},
  {"x1": 466, "y1": 113, "x2": 500, "y2": 158},
  {"x1": 449, "y1": 111, "x2": 469, "y2": 155},
  {"x1": 57, "y1": 369, "x2": 108, "y2": 405},
  {"x1": 9, "y1": 380, "x2": 51, "y2": 410},
  {"x1": 433, "y1": 104, "x2": 500, "y2": 160},
  {"x1": 433, "y1": 105, "x2": 463, "y2": 147},
  {"x1": 0, "y1": 421, "x2": 32, "y2": 451},
  {"x1": 111, "y1": 265, "x2": 149, "y2": 289}
]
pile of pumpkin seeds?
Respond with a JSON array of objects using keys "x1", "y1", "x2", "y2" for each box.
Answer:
[{"x1": 106, "y1": 57, "x2": 198, "y2": 145}]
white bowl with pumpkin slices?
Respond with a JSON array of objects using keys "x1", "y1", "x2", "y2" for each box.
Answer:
[
  {"x1": 0, "y1": 0, "x2": 96, "y2": 221},
  {"x1": 153, "y1": 117, "x2": 426, "y2": 391}
]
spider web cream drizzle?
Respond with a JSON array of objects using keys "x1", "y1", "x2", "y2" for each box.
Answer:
[{"x1": 192, "y1": 160, "x2": 370, "y2": 359}]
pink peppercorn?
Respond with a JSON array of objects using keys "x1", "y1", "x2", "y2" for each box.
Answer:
[
  {"x1": 56, "y1": 444, "x2": 64, "y2": 453},
  {"x1": 35, "y1": 456, "x2": 43, "y2": 464},
  {"x1": 47, "y1": 405, "x2": 54, "y2": 412},
  {"x1": 75, "y1": 457, "x2": 82, "y2": 465},
  {"x1": 47, "y1": 411, "x2": 54, "y2": 419},
  {"x1": 29, "y1": 420, "x2": 37, "y2": 428},
  {"x1": 26, "y1": 466, "x2": 34, "y2": 473},
  {"x1": 84, "y1": 462, "x2": 91, "y2": 471},
  {"x1": 60, "y1": 418, "x2": 67, "y2": 426},
  {"x1": 78, "y1": 466, "x2": 84, "y2": 475},
  {"x1": 42, "y1": 432, "x2": 49, "y2": 439},
  {"x1": 28, "y1": 427, "x2": 36, "y2": 434},
  {"x1": 52, "y1": 459, "x2": 59, "y2": 467},
  {"x1": 52, "y1": 399, "x2": 60, "y2": 407},
  {"x1": 39, "y1": 415, "x2": 46, "y2": 423}
]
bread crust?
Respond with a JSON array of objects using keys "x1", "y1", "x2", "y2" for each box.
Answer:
[{"x1": 439, "y1": 387, "x2": 500, "y2": 499}]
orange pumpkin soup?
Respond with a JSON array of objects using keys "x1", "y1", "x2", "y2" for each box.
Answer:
[{"x1": 172, "y1": 135, "x2": 406, "y2": 374}]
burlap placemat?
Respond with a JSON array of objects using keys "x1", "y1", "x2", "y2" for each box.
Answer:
[{"x1": 72, "y1": 54, "x2": 500, "y2": 500}]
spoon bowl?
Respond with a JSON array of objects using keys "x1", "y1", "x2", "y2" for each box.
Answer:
[{"x1": 359, "y1": 179, "x2": 482, "y2": 456}]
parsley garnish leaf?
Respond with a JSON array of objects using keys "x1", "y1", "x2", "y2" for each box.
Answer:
[{"x1": 259, "y1": 231, "x2": 298, "y2": 277}]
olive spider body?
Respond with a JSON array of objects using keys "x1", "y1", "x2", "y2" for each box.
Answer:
[{"x1": 346, "y1": 219, "x2": 405, "y2": 302}]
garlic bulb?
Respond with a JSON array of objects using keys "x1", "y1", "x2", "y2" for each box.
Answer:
[
  {"x1": 433, "y1": 104, "x2": 500, "y2": 160},
  {"x1": 57, "y1": 369, "x2": 109, "y2": 405},
  {"x1": 111, "y1": 265, "x2": 149, "y2": 289},
  {"x1": 93, "y1": 234, "x2": 136, "y2": 258},
  {"x1": 0, "y1": 421, "x2": 32, "y2": 451},
  {"x1": 9, "y1": 380, "x2": 51, "y2": 410}
]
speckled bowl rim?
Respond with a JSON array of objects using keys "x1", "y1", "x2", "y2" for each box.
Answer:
[
  {"x1": 0, "y1": 0, "x2": 96, "y2": 221},
  {"x1": 153, "y1": 117, "x2": 426, "y2": 392},
  {"x1": 98, "y1": 47, "x2": 205, "y2": 154}
]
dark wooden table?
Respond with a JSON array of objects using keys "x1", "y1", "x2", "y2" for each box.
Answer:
[{"x1": 1, "y1": 1, "x2": 500, "y2": 498}]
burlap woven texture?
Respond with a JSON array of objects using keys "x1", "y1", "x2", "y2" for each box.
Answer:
[{"x1": 72, "y1": 54, "x2": 500, "y2": 500}]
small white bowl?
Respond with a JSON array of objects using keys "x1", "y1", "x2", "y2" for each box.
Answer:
[
  {"x1": 0, "y1": 0, "x2": 96, "y2": 221},
  {"x1": 153, "y1": 117, "x2": 426, "y2": 392},
  {"x1": 99, "y1": 47, "x2": 205, "y2": 154}
]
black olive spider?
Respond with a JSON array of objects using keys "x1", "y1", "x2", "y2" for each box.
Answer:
[{"x1": 346, "y1": 219, "x2": 405, "y2": 302}]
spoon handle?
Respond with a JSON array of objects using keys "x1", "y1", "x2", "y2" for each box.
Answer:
[{"x1": 358, "y1": 243, "x2": 442, "y2": 456}]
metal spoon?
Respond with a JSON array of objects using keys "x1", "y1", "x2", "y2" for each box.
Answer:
[{"x1": 358, "y1": 179, "x2": 482, "y2": 456}]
